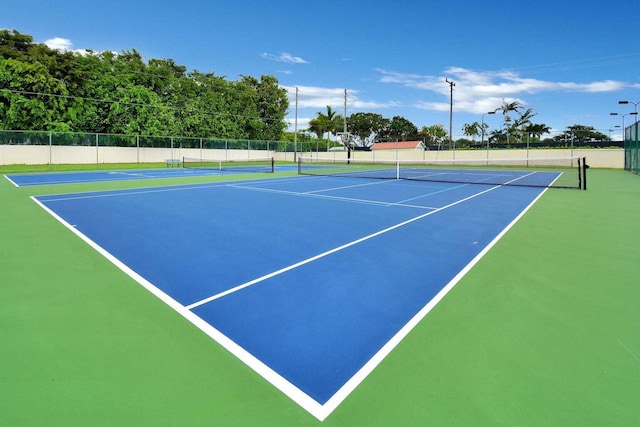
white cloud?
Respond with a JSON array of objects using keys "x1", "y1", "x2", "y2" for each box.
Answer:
[
  {"x1": 284, "y1": 116, "x2": 312, "y2": 132},
  {"x1": 377, "y1": 67, "x2": 627, "y2": 114},
  {"x1": 282, "y1": 85, "x2": 399, "y2": 111},
  {"x1": 43, "y1": 37, "x2": 91, "y2": 56},
  {"x1": 261, "y1": 52, "x2": 308, "y2": 64},
  {"x1": 44, "y1": 37, "x2": 73, "y2": 51}
]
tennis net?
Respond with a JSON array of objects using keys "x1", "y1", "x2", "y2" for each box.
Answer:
[
  {"x1": 297, "y1": 156, "x2": 587, "y2": 189},
  {"x1": 183, "y1": 157, "x2": 275, "y2": 173}
]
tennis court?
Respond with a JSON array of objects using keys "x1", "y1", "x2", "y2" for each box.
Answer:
[
  {"x1": 2, "y1": 164, "x2": 639, "y2": 426},
  {"x1": 32, "y1": 169, "x2": 556, "y2": 420},
  {"x1": 5, "y1": 157, "x2": 283, "y2": 187}
]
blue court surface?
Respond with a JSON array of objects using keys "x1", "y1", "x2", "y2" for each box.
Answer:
[
  {"x1": 5, "y1": 163, "x2": 294, "y2": 187},
  {"x1": 33, "y1": 174, "x2": 549, "y2": 420}
]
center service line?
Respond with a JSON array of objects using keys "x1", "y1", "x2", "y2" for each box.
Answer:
[{"x1": 185, "y1": 182, "x2": 506, "y2": 310}]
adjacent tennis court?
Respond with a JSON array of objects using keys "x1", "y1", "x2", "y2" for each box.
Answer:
[
  {"x1": 5, "y1": 157, "x2": 282, "y2": 187},
  {"x1": 33, "y1": 169, "x2": 555, "y2": 420}
]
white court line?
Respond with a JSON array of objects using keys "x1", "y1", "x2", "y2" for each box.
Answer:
[
  {"x1": 107, "y1": 171, "x2": 150, "y2": 177},
  {"x1": 33, "y1": 171, "x2": 545, "y2": 421},
  {"x1": 186, "y1": 182, "x2": 503, "y2": 310},
  {"x1": 303, "y1": 179, "x2": 393, "y2": 194},
  {"x1": 231, "y1": 175, "x2": 471, "y2": 210},
  {"x1": 3, "y1": 174, "x2": 20, "y2": 187},
  {"x1": 319, "y1": 183, "x2": 550, "y2": 420},
  {"x1": 391, "y1": 182, "x2": 472, "y2": 206},
  {"x1": 229, "y1": 183, "x2": 434, "y2": 209},
  {"x1": 31, "y1": 194, "x2": 329, "y2": 420},
  {"x1": 183, "y1": 174, "x2": 540, "y2": 421},
  {"x1": 34, "y1": 176, "x2": 286, "y2": 202},
  {"x1": 7, "y1": 167, "x2": 237, "y2": 187}
]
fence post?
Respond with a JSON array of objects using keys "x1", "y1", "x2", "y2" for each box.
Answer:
[{"x1": 49, "y1": 132, "x2": 52, "y2": 170}]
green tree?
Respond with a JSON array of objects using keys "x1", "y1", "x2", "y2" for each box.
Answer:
[
  {"x1": 230, "y1": 78, "x2": 263, "y2": 139},
  {"x1": 0, "y1": 29, "x2": 33, "y2": 61},
  {"x1": 492, "y1": 102, "x2": 551, "y2": 144},
  {"x1": 146, "y1": 58, "x2": 186, "y2": 97},
  {"x1": 0, "y1": 58, "x2": 69, "y2": 130},
  {"x1": 524, "y1": 123, "x2": 551, "y2": 141},
  {"x1": 70, "y1": 51, "x2": 123, "y2": 133},
  {"x1": 419, "y1": 124, "x2": 447, "y2": 148},
  {"x1": 462, "y1": 122, "x2": 481, "y2": 141},
  {"x1": 347, "y1": 112, "x2": 389, "y2": 140},
  {"x1": 173, "y1": 71, "x2": 239, "y2": 138},
  {"x1": 309, "y1": 106, "x2": 343, "y2": 141},
  {"x1": 240, "y1": 75, "x2": 288, "y2": 140},
  {"x1": 553, "y1": 125, "x2": 608, "y2": 142},
  {"x1": 382, "y1": 116, "x2": 418, "y2": 141},
  {"x1": 107, "y1": 84, "x2": 172, "y2": 136},
  {"x1": 0, "y1": 30, "x2": 293, "y2": 138},
  {"x1": 511, "y1": 108, "x2": 537, "y2": 142},
  {"x1": 488, "y1": 128, "x2": 507, "y2": 143},
  {"x1": 498, "y1": 100, "x2": 522, "y2": 124}
]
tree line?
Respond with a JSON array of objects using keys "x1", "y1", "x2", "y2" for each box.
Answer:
[
  {"x1": 459, "y1": 101, "x2": 610, "y2": 145},
  {"x1": 304, "y1": 107, "x2": 449, "y2": 148},
  {"x1": 2, "y1": 29, "x2": 612, "y2": 147},
  {"x1": 0, "y1": 29, "x2": 289, "y2": 140},
  {"x1": 302, "y1": 100, "x2": 611, "y2": 151}
]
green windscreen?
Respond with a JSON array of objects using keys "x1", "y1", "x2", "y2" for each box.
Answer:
[{"x1": 625, "y1": 123, "x2": 640, "y2": 175}]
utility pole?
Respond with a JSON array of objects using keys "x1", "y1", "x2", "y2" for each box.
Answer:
[
  {"x1": 343, "y1": 89, "x2": 347, "y2": 135},
  {"x1": 344, "y1": 89, "x2": 351, "y2": 162},
  {"x1": 445, "y1": 78, "x2": 455, "y2": 152},
  {"x1": 294, "y1": 87, "x2": 298, "y2": 162}
]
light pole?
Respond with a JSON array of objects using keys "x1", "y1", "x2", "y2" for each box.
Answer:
[
  {"x1": 481, "y1": 111, "x2": 496, "y2": 159},
  {"x1": 618, "y1": 100, "x2": 639, "y2": 123},
  {"x1": 610, "y1": 112, "x2": 632, "y2": 140},
  {"x1": 609, "y1": 125, "x2": 620, "y2": 139},
  {"x1": 294, "y1": 87, "x2": 298, "y2": 162}
]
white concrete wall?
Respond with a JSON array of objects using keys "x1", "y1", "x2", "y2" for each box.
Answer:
[
  {"x1": 0, "y1": 146, "x2": 274, "y2": 166},
  {"x1": 0, "y1": 145, "x2": 624, "y2": 169},
  {"x1": 295, "y1": 148, "x2": 623, "y2": 169}
]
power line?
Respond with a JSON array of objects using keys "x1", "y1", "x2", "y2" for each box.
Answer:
[{"x1": 507, "y1": 52, "x2": 640, "y2": 75}]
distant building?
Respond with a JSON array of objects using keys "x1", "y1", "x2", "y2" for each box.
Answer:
[{"x1": 371, "y1": 141, "x2": 426, "y2": 151}]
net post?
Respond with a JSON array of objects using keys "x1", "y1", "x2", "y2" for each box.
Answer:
[
  {"x1": 297, "y1": 156, "x2": 302, "y2": 175},
  {"x1": 271, "y1": 157, "x2": 275, "y2": 173},
  {"x1": 396, "y1": 159, "x2": 400, "y2": 180},
  {"x1": 582, "y1": 157, "x2": 588, "y2": 190},
  {"x1": 577, "y1": 157, "x2": 582, "y2": 189}
]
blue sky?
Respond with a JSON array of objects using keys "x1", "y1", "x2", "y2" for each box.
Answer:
[{"x1": 4, "y1": 0, "x2": 640, "y2": 140}]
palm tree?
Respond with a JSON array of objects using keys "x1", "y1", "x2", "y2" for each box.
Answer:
[
  {"x1": 498, "y1": 100, "x2": 522, "y2": 144},
  {"x1": 498, "y1": 100, "x2": 522, "y2": 123},
  {"x1": 513, "y1": 108, "x2": 536, "y2": 143},
  {"x1": 488, "y1": 128, "x2": 507, "y2": 144},
  {"x1": 526, "y1": 123, "x2": 551, "y2": 141},
  {"x1": 308, "y1": 106, "x2": 343, "y2": 150}
]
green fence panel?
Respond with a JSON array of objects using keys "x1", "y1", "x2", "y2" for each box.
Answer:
[{"x1": 625, "y1": 123, "x2": 639, "y2": 175}]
